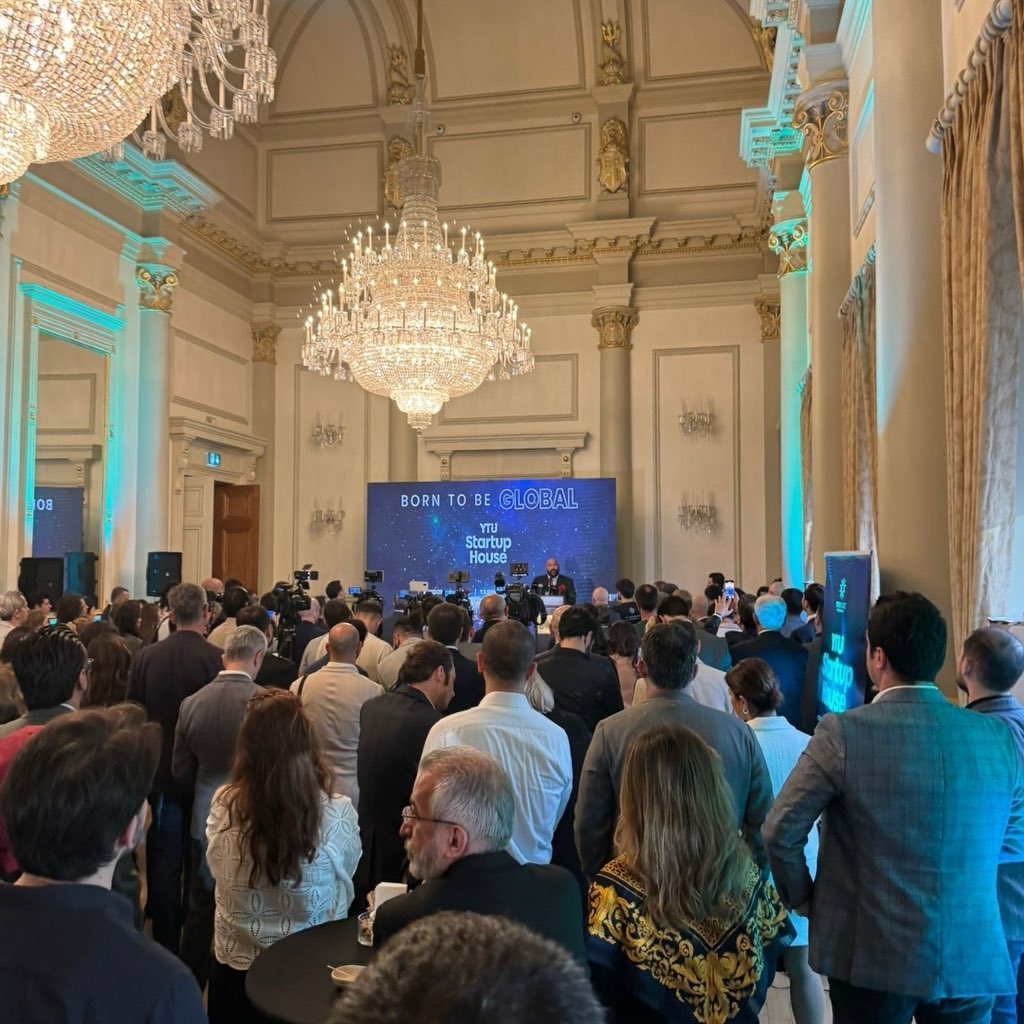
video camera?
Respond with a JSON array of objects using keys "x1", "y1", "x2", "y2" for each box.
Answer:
[
  {"x1": 443, "y1": 569, "x2": 472, "y2": 612},
  {"x1": 348, "y1": 570, "x2": 383, "y2": 606},
  {"x1": 495, "y1": 563, "x2": 546, "y2": 627},
  {"x1": 274, "y1": 564, "x2": 319, "y2": 661}
]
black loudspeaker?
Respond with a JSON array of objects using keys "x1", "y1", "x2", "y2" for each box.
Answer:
[
  {"x1": 64, "y1": 552, "x2": 98, "y2": 605},
  {"x1": 147, "y1": 551, "x2": 182, "y2": 598},
  {"x1": 18, "y1": 557, "x2": 64, "y2": 604}
]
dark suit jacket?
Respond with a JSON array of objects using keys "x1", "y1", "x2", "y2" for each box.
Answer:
[
  {"x1": 546, "y1": 707, "x2": 590, "y2": 889},
  {"x1": 126, "y1": 630, "x2": 223, "y2": 796},
  {"x1": 471, "y1": 619, "x2": 501, "y2": 645},
  {"x1": 292, "y1": 620, "x2": 327, "y2": 668},
  {"x1": 530, "y1": 574, "x2": 576, "y2": 605},
  {"x1": 534, "y1": 645, "x2": 623, "y2": 733},
  {"x1": 255, "y1": 652, "x2": 298, "y2": 689},
  {"x1": 731, "y1": 631, "x2": 810, "y2": 732},
  {"x1": 696, "y1": 628, "x2": 732, "y2": 672},
  {"x1": 444, "y1": 647, "x2": 485, "y2": 716},
  {"x1": 766, "y1": 686, "x2": 1024, "y2": 999},
  {"x1": 356, "y1": 686, "x2": 441, "y2": 892},
  {"x1": 575, "y1": 689, "x2": 772, "y2": 880},
  {"x1": 374, "y1": 851, "x2": 586, "y2": 964}
]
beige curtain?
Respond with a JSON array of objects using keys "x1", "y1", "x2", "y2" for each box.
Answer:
[
  {"x1": 942, "y1": 11, "x2": 1024, "y2": 653},
  {"x1": 799, "y1": 368, "x2": 813, "y2": 582},
  {"x1": 840, "y1": 257, "x2": 880, "y2": 598}
]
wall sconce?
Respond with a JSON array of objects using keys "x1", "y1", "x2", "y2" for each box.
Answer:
[
  {"x1": 312, "y1": 499, "x2": 345, "y2": 534},
  {"x1": 312, "y1": 415, "x2": 344, "y2": 447},
  {"x1": 678, "y1": 401, "x2": 715, "y2": 439},
  {"x1": 678, "y1": 493, "x2": 717, "y2": 534}
]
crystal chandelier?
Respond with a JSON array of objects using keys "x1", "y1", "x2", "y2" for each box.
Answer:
[
  {"x1": 302, "y1": 0, "x2": 533, "y2": 432},
  {"x1": 0, "y1": 0, "x2": 275, "y2": 184}
]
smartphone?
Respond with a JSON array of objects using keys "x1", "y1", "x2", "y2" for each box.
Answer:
[
  {"x1": 47, "y1": 616, "x2": 57, "y2": 626},
  {"x1": 93, "y1": 614, "x2": 103, "y2": 622},
  {"x1": 724, "y1": 580, "x2": 736, "y2": 600}
]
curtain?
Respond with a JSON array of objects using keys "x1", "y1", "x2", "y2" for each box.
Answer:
[
  {"x1": 799, "y1": 368, "x2": 814, "y2": 582},
  {"x1": 942, "y1": 11, "x2": 1024, "y2": 653},
  {"x1": 840, "y1": 256, "x2": 880, "y2": 598}
]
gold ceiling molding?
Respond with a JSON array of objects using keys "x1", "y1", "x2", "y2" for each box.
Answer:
[
  {"x1": 386, "y1": 45, "x2": 414, "y2": 105},
  {"x1": 599, "y1": 21, "x2": 630, "y2": 85},
  {"x1": 749, "y1": 17, "x2": 777, "y2": 72},
  {"x1": 181, "y1": 216, "x2": 769, "y2": 279}
]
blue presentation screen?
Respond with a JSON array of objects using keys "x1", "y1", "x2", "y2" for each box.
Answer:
[
  {"x1": 366, "y1": 478, "x2": 617, "y2": 605},
  {"x1": 32, "y1": 487, "x2": 84, "y2": 557}
]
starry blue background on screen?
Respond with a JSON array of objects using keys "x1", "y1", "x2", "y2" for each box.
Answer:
[
  {"x1": 32, "y1": 487, "x2": 84, "y2": 557},
  {"x1": 365, "y1": 478, "x2": 617, "y2": 605}
]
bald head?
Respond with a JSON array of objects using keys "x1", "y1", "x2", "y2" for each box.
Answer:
[
  {"x1": 328, "y1": 622, "x2": 360, "y2": 662},
  {"x1": 478, "y1": 594, "x2": 506, "y2": 623},
  {"x1": 591, "y1": 587, "x2": 609, "y2": 606},
  {"x1": 959, "y1": 627, "x2": 1024, "y2": 698},
  {"x1": 548, "y1": 604, "x2": 569, "y2": 644}
]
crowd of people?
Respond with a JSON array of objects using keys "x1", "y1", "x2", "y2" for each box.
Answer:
[{"x1": 0, "y1": 569, "x2": 1023, "y2": 1024}]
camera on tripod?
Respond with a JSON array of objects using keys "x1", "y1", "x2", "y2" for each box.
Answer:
[
  {"x1": 495, "y1": 563, "x2": 545, "y2": 626},
  {"x1": 273, "y1": 564, "x2": 319, "y2": 661},
  {"x1": 350, "y1": 570, "x2": 383, "y2": 605},
  {"x1": 444, "y1": 569, "x2": 472, "y2": 611}
]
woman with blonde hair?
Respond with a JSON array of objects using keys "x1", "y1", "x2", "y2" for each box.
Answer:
[
  {"x1": 206, "y1": 689, "x2": 361, "y2": 1023},
  {"x1": 587, "y1": 724, "x2": 792, "y2": 1023}
]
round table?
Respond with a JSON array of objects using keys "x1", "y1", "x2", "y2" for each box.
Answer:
[{"x1": 246, "y1": 916, "x2": 373, "y2": 1024}]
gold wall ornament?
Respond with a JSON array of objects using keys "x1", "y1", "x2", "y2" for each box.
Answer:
[
  {"x1": 769, "y1": 220, "x2": 808, "y2": 277},
  {"x1": 597, "y1": 117, "x2": 629, "y2": 194},
  {"x1": 135, "y1": 266, "x2": 180, "y2": 312},
  {"x1": 750, "y1": 18, "x2": 778, "y2": 72},
  {"x1": 756, "y1": 301, "x2": 781, "y2": 341},
  {"x1": 599, "y1": 20, "x2": 629, "y2": 85},
  {"x1": 387, "y1": 45, "x2": 415, "y2": 105},
  {"x1": 592, "y1": 306, "x2": 638, "y2": 351},
  {"x1": 383, "y1": 136, "x2": 414, "y2": 210},
  {"x1": 160, "y1": 85, "x2": 189, "y2": 135},
  {"x1": 794, "y1": 87, "x2": 849, "y2": 169},
  {"x1": 252, "y1": 324, "x2": 281, "y2": 364}
]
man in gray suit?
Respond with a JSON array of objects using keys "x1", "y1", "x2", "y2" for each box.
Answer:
[
  {"x1": 172, "y1": 624, "x2": 266, "y2": 988},
  {"x1": 766, "y1": 592, "x2": 1024, "y2": 1024},
  {"x1": 958, "y1": 626, "x2": 1024, "y2": 1024},
  {"x1": 574, "y1": 620, "x2": 771, "y2": 880}
]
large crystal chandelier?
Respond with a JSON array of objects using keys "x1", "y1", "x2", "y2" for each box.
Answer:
[
  {"x1": 302, "y1": 0, "x2": 533, "y2": 432},
  {"x1": 0, "y1": 0, "x2": 275, "y2": 184}
]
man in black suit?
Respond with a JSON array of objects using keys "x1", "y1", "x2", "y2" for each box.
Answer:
[
  {"x1": 356, "y1": 641, "x2": 453, "y2": 895},
  {"x1": 374, "y1": 745, "x2": 585, "y2": 964},
  {"x1": 534, "y1": 605, "x2": 623, "y2": 733},
  {"x1": 731, "y1": 594, "x2": 810, "y2": 732},
  {"x1": 291, "y1": 597, "x2": 327, "y2": 667},
  {"x1": 426, "y1": 603, "x2": 484, "y2": 714},
  {"x1": 126, "y1": 583, "x2": 223, "y2": 955},
  {"x1": 531, "y1": 558, "x2": 576, "y2": 606},
  {"x1": 236, "y1": 604, "x2": 298, "y2": 689}
]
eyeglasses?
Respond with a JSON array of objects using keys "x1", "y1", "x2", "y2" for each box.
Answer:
[{"x1": 400, "y1": 805, "x2": 462, "y2": 829}]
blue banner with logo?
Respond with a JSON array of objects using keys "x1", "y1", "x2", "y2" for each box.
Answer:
[{"x1": 816, "y1": 551, "x2": 873, "y2": 718}]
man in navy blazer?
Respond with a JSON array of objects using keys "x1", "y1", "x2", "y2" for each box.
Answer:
[
  {"x1": 766, "y1": 592, "x2": 1024, "y2": 1024},
  {"x1": 958, "y1": 626, "x2": 1024, "y2": 1024}
]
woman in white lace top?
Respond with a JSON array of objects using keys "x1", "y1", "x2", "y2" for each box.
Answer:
[{"x1": 205, "y1": 689, "x2": 361, "y2": 1023}]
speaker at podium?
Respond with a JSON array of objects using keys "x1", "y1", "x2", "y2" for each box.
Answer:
[{"x1": 146, "y1": 552, "x2": 182, "y2": 598}]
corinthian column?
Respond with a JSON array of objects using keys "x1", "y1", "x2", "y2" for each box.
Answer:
[
  {"x1": 592, "y1": 303, "x2": 638, "y2": 576},
  {"x1": 134, "y1": 264, "x2": 178, "y2": 585},
  {"x1": 769, "y1": 208, "x2": 810, "y2": 586},
  {"x1": 794, "y1": 84, "x2": 851, "y2": 580}
]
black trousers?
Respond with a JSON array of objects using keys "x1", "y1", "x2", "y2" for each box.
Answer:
[
  {"x1": 179, "y1": 839, "x2": 215, "y2": 989},
  {"x1": 829, "y1": 977, "x2": 995, "y2": 1024},
  {"x1": 208, "y1": 959, "x2": 274, "y2": 1024}
]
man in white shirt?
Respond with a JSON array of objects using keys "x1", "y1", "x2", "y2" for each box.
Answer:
[
  {"x1": 354, "y1": 599, "x2": 392, "y2": 682},
  {"x1": 421, "y1": 620, "x2": 572, "y2": 865},
  {"x1": 376, "y1": 615, "x2": 424, "y2": 691},
  {"x1": 290, "y1": 623, "x2": 382, "y2": 808}
]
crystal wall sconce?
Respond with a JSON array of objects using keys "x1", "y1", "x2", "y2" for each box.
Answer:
[
  {"x1": 312, "y1": 500, "x2": 345, "y2": 534},
  {"x1": 678, "y1": 494, "x2": 717, "y2": 534},
  {"x1": 312, "y1": 415, "x2": 344, "y2": 447},
  {"x1": 678, "y1": 402, "x2": 715, "y2": 439}
]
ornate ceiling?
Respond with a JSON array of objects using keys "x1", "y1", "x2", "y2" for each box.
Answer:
[{"x1": 165, "y1": 0, "x2": 775, "y2": 295}]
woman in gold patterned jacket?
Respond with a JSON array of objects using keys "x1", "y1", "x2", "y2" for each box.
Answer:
[{"x1": 587, "y1": 724, "x2": 793, "y2": 1024}]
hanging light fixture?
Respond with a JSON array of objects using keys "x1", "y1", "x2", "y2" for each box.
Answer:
[
  {"x1": 302, "y1": 0, "x2": 533, "y2": 432},
  {"x1": 0, "y1": 0, "x2": 275, "y2": 184}
]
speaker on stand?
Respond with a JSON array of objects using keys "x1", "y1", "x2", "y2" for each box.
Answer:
[
  {"x1": 18, "y1": 557, "x2": 64, "y2": 605},
  {"x1": 146, "y1": 552, "x2": 182, "y2": 598},
  {"x1": 64, "y1": 552, "x2": 98, "y2": 605}
]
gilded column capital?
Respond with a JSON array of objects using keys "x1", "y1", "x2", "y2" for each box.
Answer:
[
  {"x1": 252, "y1": 324, "x2": 281, "y2": 364},
  {"x1": 136, "y1": 265, "x2": 180, "y2": 313},
  {"x1": 756, "y1": 301, "x2": 781, "y2": 342},
  {"x1": 592, "y1": 306, "x2": 638, "y2": 351},
  {"x1": 793, "y1": 85, "x2": 849, "y2": 170},
  {"x1": 768, "y1": 219, "x2": 808, "y2": 277}
]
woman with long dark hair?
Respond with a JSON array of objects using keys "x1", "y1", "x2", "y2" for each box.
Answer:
[
  {"x1": 83, "y1": 631, "x2": 131, "y2": 707},
  {"x1": 587, "y1": 724, "x2": 792, "y2": 1022},
  {"x1": 112, "y1": 599, "x2": 145, "y2": 657},
  {"x1": 206, "y1": 689, "x2": 361, "y2": 1022}
]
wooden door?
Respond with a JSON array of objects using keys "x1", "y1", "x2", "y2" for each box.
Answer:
[{"x1": 212, "y1": 483, "x2": 260, "y2": 590}]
